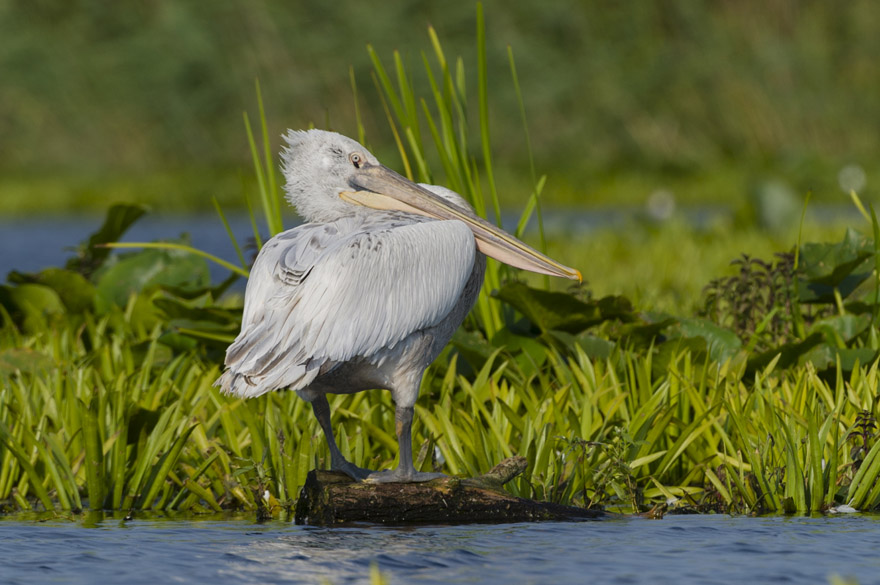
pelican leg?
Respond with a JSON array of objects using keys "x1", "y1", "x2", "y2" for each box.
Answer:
[
  {"x1": 310, "y1": 395, "x2": 372, "y2": 481},
  {"x1": 365, "y1": 405, "x2": 446, "y2": 484}
]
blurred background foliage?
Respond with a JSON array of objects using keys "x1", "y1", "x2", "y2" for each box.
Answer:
[{"x1": 1, "y1": 0, "x2": 878, "y2": 215}]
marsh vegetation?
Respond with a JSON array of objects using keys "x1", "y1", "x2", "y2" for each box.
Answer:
[{"x1": 2, "y1": 5, "x2": 880, "y2": 521}]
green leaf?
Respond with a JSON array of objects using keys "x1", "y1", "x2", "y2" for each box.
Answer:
[
  {"x1": 797, "y1": 228, "x2": 874, "y2": 302},
  {"x1": 103, "y1": 242, "x2": 248, "y2": 279},
  {"x1": 0, "y1": 283, "x2": 67, "y2": 330},
  {"x1": 493, "y1": 282, "x2": 633, "y2": 334},
  {"x1": 139, "y1": 423, "x2": 198, "y2": 510},
  {"x1": 573, "y1": 333, "x2": 616, "y2": 360},
  {"x1": 490, "y1": 327, "x2": 547, "y2": 376},
  {"x1": 808, "y1": 314, "x2": 871, "y2": 346},
  {"x1": 807, "y1": 408, "x2": 824, "y2": 513},
  {"x1": 665, "y1": 317, "x2": 743, "y2": 364},
  {"x1": 450, "y1": 329, "x2": 494, "y2": 374},
  {"x1": 66, "y1": 203, "x2": 149, "y2": 276},
  {"x1": 616, "y1": 313, "x2": 677, "y2": 348},
  {"x1": 94, "y1": 245, "x2": 210, "y2": 313},
  {"x1": 802, "y1": 345, "x2": 880, "y2": 372},
  {"x1": 847, "y1": 435, "x2": 880, "y2": 509},
  {"x1": 81, "y1": 397, "x2": 106, "y2": 510},
  {"x1": 747, "y1": 333, "x2": 825, "y2": 373},
  {"x1": 153, "y1": 296, "x2": 241, "y2": 325},
  {"x1": 8, "y1": 268, "x2": 96, "y2": 314},
  {"x1": 0, "y1": 420, "x2": 55, "y2": 511},
  {"x1": 0, "y1": 348, "x2": 54, "y2": 374},
  {"x1": 654, "y1": 336, "x2": 709, "y2": 377}
]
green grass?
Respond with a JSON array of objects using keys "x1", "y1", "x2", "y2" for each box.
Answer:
[
  {"x1": 0, "y1": 169, "x2": 260, "y2": 216},
  {"x1": 1, "y1": 291, "x2": 879, "y2": 516},
  {"x1": 538, "y1": 218, "x2": 855, "y2": 314},
  {"x1": 1, "y1": 159, "x2": 858, "y2": 217},
  {"x1": 3, "y1": 4, "x2": 880, "y2": 520}
]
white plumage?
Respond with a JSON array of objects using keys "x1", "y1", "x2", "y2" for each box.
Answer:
[
  {"x1": 216, "y1": 129, "x2": 578, "y2": 483},
  {"x1": 219, "y1": 213, "x2": 476, "y2": 398}
]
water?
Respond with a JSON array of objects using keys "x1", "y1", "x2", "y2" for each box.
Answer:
[
  {"x1": 0, "y1": 204, "x2": 861, "y2": 283},
  {"x1": 3, "y1": 209, "x2": 874, "y2": 582},
  {"x1": 1, "y1": 513, "x2": 877, "y2": 584},
  {"x1": 0, "y1": 214, "x2": 259, "y2": 285},
  {"x1": 0, "y1": 207, "x2": 736, "y2": 284}
]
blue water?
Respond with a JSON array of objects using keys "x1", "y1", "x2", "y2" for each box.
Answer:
[
  {"x1": 1, "y1": 205, "x2": 863, "y2": 284},
  {"x1": 1, "y1": 514, "x2": 877, "y2": 584},
  {"x1": 0, "y1": 208, "x2": 730, "y2": 283},
  {"x1": 0, "y1": 214, "x2": 259, "y2": 285}
]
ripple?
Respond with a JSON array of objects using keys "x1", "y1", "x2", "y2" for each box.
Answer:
[{"x1": 2, "y1": 514, "x2": 880, "y2": 584}]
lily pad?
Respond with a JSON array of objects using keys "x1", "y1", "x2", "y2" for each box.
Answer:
[
  {"x1": 616, "y1": 313, "x2": 677, "y2": 349},
  {"x1": 573, "y1": 333, "x2": 617, "y2": 360},
  {"x1": 746, "y1": 332, "x2": 825, "y2": 373},
  {"x1": 153, "y1": 296, "x2": 241, "y2": 325},
  {"x1": 654, "y1": 336, "x2": 710, "y2": 377},
  {"x1": 451, "y1": 328, "x2": 494, "y2": 374}
]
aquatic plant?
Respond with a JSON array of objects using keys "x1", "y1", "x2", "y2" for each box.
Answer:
[
  {"x1": 3, "y1": 287, "x2": 880, "y2": 516},
  {"x1": 3, "y1": 5, "x2": 880, "y2": 518},
  {"x1": 2, "y1": 199, "x2": 880, "y2": 517}
]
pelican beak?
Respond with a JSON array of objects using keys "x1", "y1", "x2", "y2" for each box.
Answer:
[{"x1": 340, "y1": 164, "x2": 581, "y2": 281}]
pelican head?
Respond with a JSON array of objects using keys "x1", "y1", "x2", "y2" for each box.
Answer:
[
  {"x1": 281, "y1": 129, "x2": 581, "y2": 281},
  {"x1": 281, "y1": 129, "x2": 383, "y2": 223}
]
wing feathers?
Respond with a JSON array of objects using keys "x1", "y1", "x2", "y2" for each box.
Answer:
[{"x1": 215, "y1": 216, "x2": 475, "y2": 398}]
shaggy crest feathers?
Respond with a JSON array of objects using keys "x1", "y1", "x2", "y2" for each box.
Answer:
[{"x1": 280, "y1": 129, "x2": 380, "y2": 223}]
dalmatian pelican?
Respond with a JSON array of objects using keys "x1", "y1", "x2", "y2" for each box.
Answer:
[{"x1": 216, "y1": 129, "x2": 579, "y2": 483}]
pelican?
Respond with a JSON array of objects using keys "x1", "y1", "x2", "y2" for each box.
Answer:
[{"x1": 216, "y1": 129, "x2": 580, "y2": 483}]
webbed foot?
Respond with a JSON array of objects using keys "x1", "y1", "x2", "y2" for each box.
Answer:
[
  {"x1": 333, "y1": 460, "x2": 374, "y2": 482},
  {"x1": 364, "y1": 469, "x2": 446, "y2": 484}
]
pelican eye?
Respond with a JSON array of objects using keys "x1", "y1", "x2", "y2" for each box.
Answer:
[{"x1": 349, "y1": 152, "x2": 364, "y2": 168}]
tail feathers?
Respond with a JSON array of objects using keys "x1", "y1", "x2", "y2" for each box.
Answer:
[
  {"x1": 213, "y1": 365, "x2": 319, "y2": 399},
  {"x1": 214, "y1": 370, "x2": 266, "y2": 399}
]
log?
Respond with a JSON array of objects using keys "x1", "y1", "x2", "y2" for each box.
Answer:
[{"x1": 294, "y1": 456, "x2": 603, "y2": 525}]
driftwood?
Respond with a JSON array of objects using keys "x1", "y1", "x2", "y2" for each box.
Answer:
[{"x1": 294, "y1": 456, "x2": 603, "y2": 525}]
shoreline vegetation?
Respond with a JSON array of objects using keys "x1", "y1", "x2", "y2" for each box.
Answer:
[{"x1": 2, "y1": 6, "x2": 880, "y2": 520}]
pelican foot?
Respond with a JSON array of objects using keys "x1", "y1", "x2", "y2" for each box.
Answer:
[
  {"x1": 363, "y1": 469, "x2": 446, "y2": 484},
  {"x1": 333, "y1": 461, "x2": 374, "y2": 482}
]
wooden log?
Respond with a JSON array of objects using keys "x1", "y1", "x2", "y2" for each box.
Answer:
[{"x1": 294, "y1": 456, "x2": 603, "y2": 525}]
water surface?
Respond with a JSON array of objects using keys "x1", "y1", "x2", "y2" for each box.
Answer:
[
  {"x1": 1, "y1": 205, "x2": 861, "y2": 282},
  {"x1": 1, "y1": 513, "x2": 876, "y2": 584}
]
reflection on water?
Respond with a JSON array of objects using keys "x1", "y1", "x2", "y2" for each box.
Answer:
[
  {"x1": 224, "y1": 525, "x2": 495, "y2": 584},
  {"x1": 2, "y1": 514, "x2": 879, "y2": 584}
]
